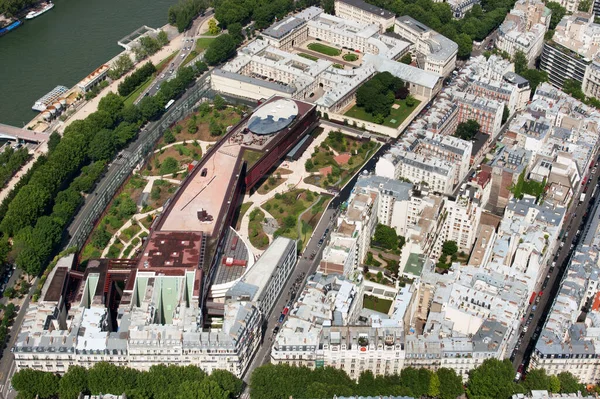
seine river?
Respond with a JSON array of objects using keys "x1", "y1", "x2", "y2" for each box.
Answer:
[{"x1": 0, "y1": 0, "x2": 173, "y2": 126}]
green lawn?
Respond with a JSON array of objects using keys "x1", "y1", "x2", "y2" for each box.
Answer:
[
  {"x1": 307, "y1": 43, "x2": 341, "y2": 56},
  {"x1": 363, "y1": 294, "x2": 393, "y2": 314},
  {"x1": 243, "y1": 149, "x2": 263, "y2": 168},
  {"x1": 123, "y1": 76, "x2": 154, "y2": 107},
  {"x1": 344, "y1": 98, "x2": 421, "y2": 128},
  {"x1": 262, "y1": 189, "x2": 317, "y2": 241},
  {"x1": 342, "y1": 53, "x2": 358, "y2": 61},
  {"x1": 333, "y1": 63, "x2": 344, "y2": 69},
  {"x1": 298, "y1": 53, "x2": 318, "y2": 61}
]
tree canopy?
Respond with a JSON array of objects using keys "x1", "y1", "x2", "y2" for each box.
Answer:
[
  {"x1": 204, "y1": 34, "x2": 238, "y2": 65},
  {"x1": 372, "y1": 224, "x2": 399, "y2": 250},
  {"x1": 168, "y1": 0, "x2": 209, "y2": 32},
  {"x1": 12, "y1": 363, "x2": 242, "y2": 399},
  {"x1": 455, "y1": 120, "x2": 480, "y2": 141},
  {"x1": 355, "y1": 72, "x2": 405, "y2": 118}
]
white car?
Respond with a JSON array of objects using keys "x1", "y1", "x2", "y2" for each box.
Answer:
[{"x1": 181, "y1": 53, "x2": 186, "y2": 58}]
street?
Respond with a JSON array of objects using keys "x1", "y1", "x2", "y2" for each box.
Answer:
[
  {"x1": 512, "y1": 152, "x2": 600, "y2": 372},
  {"x1": 139, "y1": 10, "x2": 214, "y2": 101}
]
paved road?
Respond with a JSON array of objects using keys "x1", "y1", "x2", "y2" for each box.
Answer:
[
  {"x1": 141, "y1": 10, "x2": 214, "y2": 100},
  {"x1": 242, "y1": 205, "x2": 338, "y2": 383},
  {"x1": 512, "y1": 152, "x2": 600, "y2": 372}
]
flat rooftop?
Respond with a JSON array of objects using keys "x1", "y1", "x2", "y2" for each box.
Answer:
[
  {"x1": 158, "y1": 142, "x2": 243, "y2": 234},
  {"x1": 137, "y1": 231, "x2": 203, "y2": 272}
]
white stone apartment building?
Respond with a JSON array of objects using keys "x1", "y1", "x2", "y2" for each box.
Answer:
[
  {"x1": 431, "y1": 191, "x2": 482, "y2": 258},
  {"x1": 394, "y1": 16, "x2": 458, "y2": 77},
  {"x1": 496, "y1": 0, "x2": 551, "y2": 66},
  {"x1": 334, "y1": 0, "x2": 395, "y2": 32},
  {"x1": 452, "y1": 91, "x2": 504, "y2": 138},
  {"x1": 375, "y1": 146, "x2": 455, "y2": 194},
  {"x1": 320, "y1": 187, "x2": 378, "y2": 276}
]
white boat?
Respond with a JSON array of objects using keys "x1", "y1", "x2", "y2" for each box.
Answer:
[{"x1": 25, "y1": 2, "x2": 54, "y2": 20}]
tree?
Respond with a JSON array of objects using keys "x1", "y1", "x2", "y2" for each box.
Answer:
[
  {"x1": 98, "y1": 92, "x2": 125, "y2": 117},
  {"x1": 563, "y1": 79, "x2": 586, "y2": 101},
  {"x1": 429, "y1": 372, "x2": 441, "y2": 398},
  {"x1": 467, "y1": 359, "x2": 516, "y2": 399},
  {"x1": 355, "y1": 72, "x2": 404, "y2": 118},
  {"x1": 513, "y1": 50, "x2": 528, "y2": 75},
  {"x1": 47, "y1": 131, "x2": 61, "y2": 152},
  {"x1": 157, "y1": 30, "x2": 169, "y2": 46},
  {"x1": 579, "y1": 0, "x2": 592, "y2": 11},
  {"x1": 546, "y1": 2, "x2": 567, "y2": 30},
  {"x1": 405, "y1": 95, "x2": 416, "y2": 107},
  {"x1": 204, "y1": 34, "x2": 237, "y2": 66},
  {"x1": 455, "y1": 119, "x2": 480, "y2": 140},
  {"x1": 441, "y1": 240, "x2": 458, "y2": 257},
  {"x1": 12, "y1": 368, "x2": 59, "y2": 399},
  {"x1": 138, "y1": 96, "x2": 163, "y2": 121},
  {"x1": 209, "y1": 369, "x2": 243, "y2": 398},
  {"x1": 108, "y1": 54, "x2": 134, "y2": 79},
  {"x1": 400, "y1": 53, "x2": 412, "y2": 64},
  {"x1": 213, "y1": 94, "x2": 226, "y2": 110},
  {"x1": 557, "y1": 372, "x2": 585, "y2": 393},
  {"x1": 502, "y1": 105, "x2": 510, "y2": 125},
  {"x1": 208, "y1": 18, "x2": 221, "y2": 35},
  {"x1": 59, "y1": 366, "x2": 89, "y2": 399},
  {"x1": 160, "y1": 157, "x2": 180, "y2": 175},
  {"x1": 164, "y1": 129, "x2": 176, "y2": 144},
  {"x1": 209, "y1": 118, "x2": 223, "y2": 136},
  {"x1": 549, "y1": 375, "x2": 561, "y2": 393},
  {"x1": 523, "y1": 369, "x2": 551, "y2": 392},
  {"x1": 520, "y1": 69, "x2": 548, "y2": 93},
  {"x1": 88, "y1": 129, "x2": 116, "y2": 161},
  {"x1": 437, "y1": 368, "x2": 464, "y2": 399},
  {"x1": 305, "y1": 159, "x2": 314, "y2": 171},
  {"x1": 455, "y1": 33, "x2": 473, "y2": 59},
  {"x1": 187, "y1": 117, "x2": 198, "y2": 133},
  {"x1": 372, "y1": 224, "x2": 399, "y2": 250},
  {"x1": 228, "y1": 22, "x2": 244, "y2": 44},
  {"x1": 168, "y1": 0, "x2": 208, "y2": 32}
]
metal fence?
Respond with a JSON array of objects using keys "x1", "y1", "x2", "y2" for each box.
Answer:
[{"x1": 67, "y1": 77, "x2": 213, "y2": 249}]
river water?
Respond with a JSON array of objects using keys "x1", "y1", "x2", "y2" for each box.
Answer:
[{"x1": 0, "y1": 0, "x2": 173, "y2": 126}]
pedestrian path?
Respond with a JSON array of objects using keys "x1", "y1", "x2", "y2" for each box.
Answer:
[{"x1": 101, "y1": 208, "x2": 163, "y2": 258}]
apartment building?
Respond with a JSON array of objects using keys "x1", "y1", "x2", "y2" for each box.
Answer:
[
  {"x1": 433, "y1": 0, "x2": 480, "y2": 18},
  {"x1": 354, "y1": 174, "x2": 413, "y2": 227},
  {"x1": 394, "y1": 16, "x2": 458, "y2": 77},
  {"x1": 13, "y1": 237, "x2": 298, "y2": 378},
  {"x1": 334, "y1": 0, "x2": 395, "y2": 32},
  {"x1": 319, "y1": 187, "x2": 378, "y2": 276},
  {"x1": 431, "y1": 191, "x2": 482, "y2": 258},
  {"x1": 540, "y1": 13, "x2": 599, "y2": 92},
  {"x1": 375, "y1": 146, "x2": 455, "y2": 194},
  {"x1": 530, "y1": 201, "x2": 600, "y2": 382},
  {"x1": 452, "y1": 91, "x2": 504, "y2": 138},
  {"x1": 262, "y1": 16, "x2": 309, "y2": 51},
  {"x1": 496, "y1": 0, "x2": 551, "y2": 66}
]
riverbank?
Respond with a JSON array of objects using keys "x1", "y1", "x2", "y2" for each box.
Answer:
[{"x1": 0, "y1": 0, "x2": 173, "y2": 126}]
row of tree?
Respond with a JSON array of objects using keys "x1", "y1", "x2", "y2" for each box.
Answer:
[
  {"x1": 250, "y1": 360, "x2": 587, "y2": 399},
  {"x1": 1, "y1": 61, "x2": 208, "y2": 277},
  {"x1": 168, "y1": 0, "x2": 209, "y2": 32},
  {"x1": 0, "y1": 146, "x2": 30, "y2": 190},
  {"x1": 117, "y1": 61, "x2": 156, "y2": 97},
  {"x1": 12, "y1": 363, "x2": 243, "y2": 399},
  {"x1": 108, "y1": 54, "x2": 135, "y2": 80},
  {"x1": 213, "y1": 0, "x2": 296, "y2": 30}
]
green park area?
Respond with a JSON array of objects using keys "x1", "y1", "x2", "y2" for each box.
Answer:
[
  {"x1": 248, "y1": 208, "x2": 269, "y2": 250},
  {"x1": 262, "y1": 189, "x2": 323, "y2": 246},
  {"x1": 307, "y1": 42, "x2": 341, "y2": 56},
  {"x1": 363, "y1": 294, "x2": 393, "y2": 314},
  {"x1": 157, "y1": 98, "x2": 243, "y2": 146},
  {"x1": 342, "y1": 53, "x2": 358, "y2": 62},
  {"x1": 304, "y1": 130, "x2": 378, "y2": 189},
  {"x1": 344, "y1": 72, "x2": 420, "y2": 128},
  {"x1": 345, "y1": 97, "x2": 420, "y2": 128},
  {"x1": 298, "y1": 53, "x2": 318, "y2": 61}
]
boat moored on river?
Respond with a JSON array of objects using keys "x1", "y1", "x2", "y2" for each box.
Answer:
[{"x1": 25, "y1": 2, "x2": 54, "y2": 20}]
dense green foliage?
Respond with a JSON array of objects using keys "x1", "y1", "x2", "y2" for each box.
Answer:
[
  {"x1": 0, "y1": 0, "x2": 34, "y2": 16},
  {"x1": 203, "y1": 34, "x2": 238, "y2": 65},
  {"x1": 510, "y1": 169, "x2": 546, "y2": 201},
  {"x1": 108, "y1": 54, "x2": 135, "y2": 80},
  {"x1": 355, "y1": 72, "x2": 405, "y2": 118},
  {"x1": 168, "y1": 0, "x2": 209, "y2": 32},
  {"x1": 250, "y1": 364, "x2": 463, "y2": 399},
  {"x1": 372, "y1": 223, "x2": 400, "y2": 250},
  {"x1": 12, "y1": 363, "x2": 243, "y2": 399},
  {"x1": 436, "y1": 240, "x2": 458, "y2": 269},
  {"x1": 455, "y1": 119, "x2": 480, "y2": 141},
  {"x1": 133, "y1": 33, "x2": 168, "y2": 62},
  {"x1": 546, "y1": 1, "x2": 566, "y2": 30},
  {"x1": 0, "y1": 146, "x2": 30, "y2": 189},
  {"x1": 118, "y1": 62, "x2": 157, "y2": 97},
  {"x1": 213, "y1": 0, "x2": 295, "y2": 29}
]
